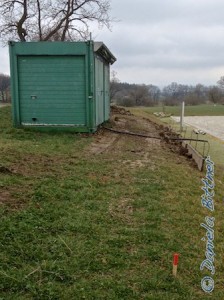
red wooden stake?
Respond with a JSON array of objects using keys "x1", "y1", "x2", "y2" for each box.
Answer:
[{"x1": 173, "y1": 253, "x2": 179, "y2": 277}]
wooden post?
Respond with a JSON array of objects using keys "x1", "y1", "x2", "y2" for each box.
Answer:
[
  {"x1": 173, "y1": 253, "x2": 179, "y2": 277},
  {"x1": 180, "y1": 101, "x2": 185, "y2": 132}
]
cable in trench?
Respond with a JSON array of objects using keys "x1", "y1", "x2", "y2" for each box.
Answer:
[{"x1": 103, "y1": 126, "x2": 210, "y2": 157}]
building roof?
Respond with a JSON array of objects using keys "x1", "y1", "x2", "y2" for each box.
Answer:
[{"x1": 94, "y1": 42, "x2": 116, "y2": 65}]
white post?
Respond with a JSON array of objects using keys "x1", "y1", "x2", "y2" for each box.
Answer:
[{"x1": 180, "y1": 101, "x2": 185, "y2": 132}]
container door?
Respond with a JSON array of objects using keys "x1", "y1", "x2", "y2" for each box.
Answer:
[
  {"x1": 95, "y1": 58, "x2": 104, "y2": 126},
  {"x1": 104, "y1": 63, "x2": 110, "y2": 121},
  {"x1": 18, "y1": 55, "x2": 86, "y2": 126}
]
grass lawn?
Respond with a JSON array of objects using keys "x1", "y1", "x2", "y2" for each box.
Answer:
[
  {"x1": 139, "y1": 104, "x2": 224, "y2": 116},
  {"x1": 0, "y1": 107, "x2": 223, "y2": 299}
]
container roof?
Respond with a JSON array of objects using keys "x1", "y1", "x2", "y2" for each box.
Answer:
[{"x1": 94, "y1": 42, "x2": 116, "y2": 65}]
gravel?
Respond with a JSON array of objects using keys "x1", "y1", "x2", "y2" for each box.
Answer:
[{"x1": 171, "y1": 116, "x2": 224, "y2": 141}]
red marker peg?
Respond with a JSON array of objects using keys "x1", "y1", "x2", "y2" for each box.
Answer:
[{"x1": 173, "y1": 253, "x2": 179, "y2": 277}]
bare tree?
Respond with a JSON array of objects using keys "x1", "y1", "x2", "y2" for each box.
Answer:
[
  {"x1": 208, "y1": 86, "x2": 222, "y2": 104},
  {"x1": 0, "y1": 74, "x2": 10, "y2": 102},
  {"x1": 110, "y1": 70, "x2": 120, "y2": 102},
  {"x1": 0, "y1": 0, "x2": 111, "y2": 43},
  {"x1": 217, "y1": 76, "x2": 224, "y2": 90},
  {"x1": 148, "y1": 84, "x2": 160, "y2": 104},
  {"x1": 162, "y1": 82, "x2": 181, "y2": 105},
  {"x1": 129, "y1": 84, "x2": 150, "y2": 106}
]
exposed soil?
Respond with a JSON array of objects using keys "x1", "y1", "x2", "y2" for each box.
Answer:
[
  {"x1": 10, "y1": 154, "x2": 61, "y2": 177},
  {"x1": 0, "y1": 188, "x2": 29, "y2": 210},
  {"x1": 0, "y1": 165, "x2": 12, "y2": 174},
  {"x1": 88, "y1": 107, "x2": 161, "y2": 155},
  {"x1": 0, "y1": 191, "x2": 12, "y2": 204},
  {"x1": 88, "y1": 132, "x2": 120, "y2": 154},
  {"x1": 88, "y1": 106, "x2": 194, "y2": 168}
]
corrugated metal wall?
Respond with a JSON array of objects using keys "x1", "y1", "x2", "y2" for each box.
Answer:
[
  {"x1": 18, "y1": 55, "x2": 86, "y2": 126},
  {"x1": 95, "y1": 58, "x2": 104, "y2": 126},
  {"x1": 104, "y1": 63, "x2": 110, "y2": 121},
  {"x1": 95, "y1": 58, "x2": 110, "y2": 126}
]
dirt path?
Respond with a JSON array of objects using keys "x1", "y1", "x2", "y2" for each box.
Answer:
[
  {"x1": 88, "y1": 111, "x2": 162, "y2": 156},
  {"x1": 87, "y1": 107, "x2": 196, "y2": 170}
]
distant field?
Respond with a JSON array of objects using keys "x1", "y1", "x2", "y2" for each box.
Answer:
[{"x1": 140, "y1": 104, "x2": 224, "y2": 116}]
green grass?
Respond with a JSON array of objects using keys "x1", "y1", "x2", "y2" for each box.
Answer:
[
  {"x1": 139, "y1": 104, "x2": 224, "y2": 116},
  {"x1": 0, "y1": 106, "x2": 223, "y2": 299}
]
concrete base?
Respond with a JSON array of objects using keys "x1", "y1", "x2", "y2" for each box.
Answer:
[{"x1": 182, "y1": 141, "x2": 205, "y2": 171}]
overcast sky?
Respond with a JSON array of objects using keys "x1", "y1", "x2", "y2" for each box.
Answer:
[{"x1": 1, "y1": 0, "x2": 224, "y2": 87}]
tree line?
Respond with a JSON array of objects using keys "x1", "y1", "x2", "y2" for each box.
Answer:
[
  {"x1": 0, "y1": 73, "x2": 10, "y2": 102},
  {"x1": 111, "y1": 73, "x2": 224, "y2": 107},
  {"x1": 2, "y1": 71, "x2": 224, "y2": 106}
]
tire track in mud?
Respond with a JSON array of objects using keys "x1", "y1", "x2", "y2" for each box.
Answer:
[{"x1": 87, "y1": 132, "x2": 122, "y2": 155}]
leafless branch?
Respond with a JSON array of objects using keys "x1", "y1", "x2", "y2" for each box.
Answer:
[{"x1": 0, "y1": 0, "x2": 112, "y2": 42}]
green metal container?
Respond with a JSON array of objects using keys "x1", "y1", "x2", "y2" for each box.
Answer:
[{"x1": 9, "y1": 41, "x2": 116, "y2": 132}]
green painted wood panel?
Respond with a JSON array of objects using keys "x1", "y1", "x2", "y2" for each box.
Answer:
[{"x1": 18, "y1": 55, "x2": 86, "y2": 126}]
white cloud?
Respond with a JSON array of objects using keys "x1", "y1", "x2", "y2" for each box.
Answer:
[
  {"x1": 96, "y1": 0, "x2": 224, "y2": 86},
  {"x1": 0, "y1": 44, "x2": 10, "y2": 74},
  {"x1": 1, "y1": 0, "x2": 224, "y2": 86}
]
